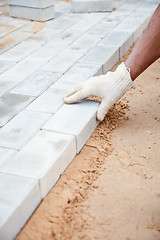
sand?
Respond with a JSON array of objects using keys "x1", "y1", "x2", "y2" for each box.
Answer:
[{"x1": 16, "y1": 46, "x2": 160, "y2": 240}]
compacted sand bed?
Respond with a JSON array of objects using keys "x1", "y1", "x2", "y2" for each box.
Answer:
[{"x1": 16, "y1": 42, "x2": 160, "y2": 240}]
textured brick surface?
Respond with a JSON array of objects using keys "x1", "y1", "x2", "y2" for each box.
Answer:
[
  {"x1": 0, "y1": 173, "x2": 40, "y2": 240},
  {"x1": 0, "y1": 147, "x2": 17, "y2": 168},
  {"x1": 10, "y1": 71, "x2": 60, "y2": 96},
  {"x1": 43, "y1": 100, "x2": 100, "y2": 153},
  {"x1": 1, "y1": 131, "x2": 76, "y2": 198},
  {"x1": 0, "y1": 93, "x2": 34, "y2": 127},
  {"x1": 0, "y1": 110, "x2": 51, "y2": 150},
  {"x1": 72, "y1": 0, "x2": 112, "y2": 13},
  {"x1": 8, "y1": 0, "x2": 54, "y2": 8},
  {"x1": 9, "y1": 5, "x2": 55, "y2": 22}
]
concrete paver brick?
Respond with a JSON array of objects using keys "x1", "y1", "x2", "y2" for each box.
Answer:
[
  {"x1": 71, "y1": 33, "x2": 101, "y2": 51},
  {"x1": 0, "y1": 110, "x2": 51, "y2": 150},
  {"x1": 98, "y1": 30, "x2": 134, "y2": 59},
  {"x1": 8, "y1": 5, "x2": 55, "y2": 22},
  {"x1": 10, "y1": 71, "x2": 60, "y2": 96},
  {"x1": 8, "y1": 0, "x2": 54, "y2": 8},
  {"x1": 0, "y1": 173, "x2": 40, "y2": 240},
  {"x1": 26, "y1": 88, "x2": 63, "y2": 114},
  {"x1": 0, "y1": 93, "x2": 34, "y2": 127},
  {"x1": 0, "y1": 50, "x2": 29, "y2": 62},
  {"x1": 0, "y1": 31, "x2": 33, "y2": 54},
  {"x1": 79, "y1": 45, "x2": 119, "y2": 71},
  {"x1": 0, "y1": 76, "x2": 22, "y2": 96},
  {"x1": 72, "y1": 0, "x2": 112, "y2": 13},
  {"x1": 0, "y1": 60, "x2": 16, "y2": 74},
  {"x1": 43, "y1": 100, "x2": 100, "y2": 153},
  {"x1": 57, "y1": 62, "x2": 102, "y2": 86},
  {"x1": 42, "y1": 48, "x2": 85, "y2": 74},
  {"x1": 0, "y1": 147, "x2": 17, "y2": 168},
  {"x1": 3, "y1": 56, "x2": 46, "y2": 80},
  {"x1": 1, "y1": 130, "x2": 76, "y2": 198}
]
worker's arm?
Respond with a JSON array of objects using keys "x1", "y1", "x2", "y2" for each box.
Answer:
[
  {"x1": 63, "y1": 4, "x2": 160, "y2": 121},
  {"x1": 125, "y1": 4, "x2": 160, "y2": 80}
]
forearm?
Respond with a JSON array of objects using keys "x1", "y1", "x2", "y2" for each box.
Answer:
[{"x1": 125, "y1": 4, "x2": 160, "y2": 81}]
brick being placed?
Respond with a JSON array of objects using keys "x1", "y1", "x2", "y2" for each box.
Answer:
[{"x1": 72, "y1": 0, "x2": 112, "y2": 13}]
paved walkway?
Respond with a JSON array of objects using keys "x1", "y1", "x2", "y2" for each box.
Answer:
[{"x1": 0, "y1": 0, "x2": 158, "y2": 239}]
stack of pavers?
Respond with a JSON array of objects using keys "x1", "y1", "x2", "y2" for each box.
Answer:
[
  {"x1": 72, "y1": 0, "x2": 112, "y2": 13},
  {"x1": 8, "y1": 0, "x2": 55, "y2": 21}
]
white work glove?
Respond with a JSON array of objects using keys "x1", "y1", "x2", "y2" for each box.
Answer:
[{"x1": 63, "y1": 62, "x2": 134, "y2": 121}]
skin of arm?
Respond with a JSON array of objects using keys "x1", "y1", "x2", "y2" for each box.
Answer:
[{"x1": 125, "y1": 4, "x2": 160, "y2": 81}]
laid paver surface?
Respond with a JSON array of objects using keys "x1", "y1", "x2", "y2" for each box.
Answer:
[{"x1": 0, "y1": 0, "x2": 158, "y2": 239}]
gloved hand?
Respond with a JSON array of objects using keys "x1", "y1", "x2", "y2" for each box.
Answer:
[{"x1": 63, "y1": 62, "x2": 134, "y2": 121}]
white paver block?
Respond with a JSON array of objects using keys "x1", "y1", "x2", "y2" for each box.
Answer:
[
  {"x1": 43, "y1": 100, "x2": 100, "y2": 153},
  {"x1": 1, "y1": 131, "x2": 76, "y2": 198},
  {"x1": 80, "y1": 45, "x2": 119, "y2": 73},
  {"x1": 42, "y1": 48, "x2": 85, "y2": 74},
  {"x1": 87, "y1": 19, "x2": 118, "y2": 38},
  {"x1": 0, "y1": 173, "x2": 40, "y2": 240},
  {"x1": 0, "y1": 50, "x2": 28, "y2": 62},
  {"x1": 0, "y1": 93, "x2": 34, "y2": 127},
  {"x1": 8, "y1": 0, "x2": 54, "y2": 8},
  {"x1": 10, "y1": 71, "x2": 60, "y2": 97},
  {"x1": 98, "y1": 30, "x2": 134, "y2": 59},
  {"x1": 0, "y1": 110, "x2": 51, "y2": 150},
  {"x1": 0, "y1": 76, "x2": 22, "y2": 96},
  {"x1": 8, "y1": 5, "x2": 55, "y2": 22},
  {"x1": 3, "y1": 56, "x2": 46, "y2": 80},
  {"x1": 57, "y1": 62, "x2": 102, "y2": 86},
  {"x1": 71, "y1": 33, "x2": 101, "y2": 51},
  {"x1": 72, "y1": 0, "x2": 112, "y2": 13},
  {"x1": 0, "y1": 148, "x2": 17, "y2": 168},
  {"x1": 0, "y1": 60, "x2": 16, "y2": 74}
]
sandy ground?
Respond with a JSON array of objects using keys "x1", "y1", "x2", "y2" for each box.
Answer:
[{"x1": 15, "y1": 39, "x2": 160, "y2": 240}]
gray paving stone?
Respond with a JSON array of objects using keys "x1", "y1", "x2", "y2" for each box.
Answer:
[
  {"x1": 70, "y1": 12, "x2": 107, "y2": 32},
  {"x1": 0, "y1": 16, "x2": 13, "y2": 24},
  {"x1": 3, "y1": 56, "x2": 46, "y2": 80},
  {"x1": 0, "y1": 173, "x2": 40, "y2": 240},
  {"x1": 0, "y1": 60, "x2": 16, "y2": 74},
  {"x1": 0, "y1": 76, "x2": 22, "y2": 96},
  {"x1": 0, "y1": 93, "x2": 34, "y2": 127},
  {"x1": 8, "y1": 0, "x2": 54, "y2": 8},
  {"x1": 71, "y1": 33, "x2": 101, "y2": 51},
  {"x1": 0, "y1": 110, "x2": 51, "y2": 150},
  {"x1": 98, "y1": 30, "x2": 134, "y2": 59},
  {"x1": 30, "y1": 43, "x2": 65, "y2": 62},
  {"x1": 26, "y1": 81, "x2": 75, "y2": 114},
  {"x1": 12, "y1": 41, "x2": 42, "y2": 54},
  {"x1": 79, "y1": 44, "x2": 119, "y2": 72},
  {"x1": 72, "y1": 0, "x2": 112, "y2": 13},
  {"x1": 26, "y1": 28, "x2": 56, "y2": 44},
  {"x1": 43, "y1": 100, "x2": 100, "y2": 153},
  {"x1": 42, "y1": 48, "x2": 85, "y2": 74},
  {"x1": 0, "y1": 20, "x2": 23, "y2": 39},
  {"x1": 10, "y1": 71, "x2": 60, "y2": 97},
  {"x1": 46, "y1": 15, "x2": 78, "y2": 33},
  {"x1": 9, "y1": 5, "x2": 55, "y2": 22},
  {"x1": 0, "y1": 148, "x2": 17, "y2": 168},
  {"x1": 1, "y1": 130, "x2": 76, "y2": 197},
  {"x1": 0, "y1": 50, "x2": 28, "y2": 62},
  {"x1": 102, "y1": 49, "x2": 119, "y2": 74},
  {"x1": 26, "y1": 89, "x2": 62, "y2": 114},
  {"x1": 87, "y1": 19, "x2": 118, "y2": 38},
  {"x1": 57, "y1": 62, "x2": 102, "y2": 86},
  {"x1": 0, "y1": 31, "x2": 33, "y2": 55}
]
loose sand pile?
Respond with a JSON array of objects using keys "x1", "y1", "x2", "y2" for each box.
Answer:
[{"x1": 16, "y1": 46, "x2": 160, "y2": 240}]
